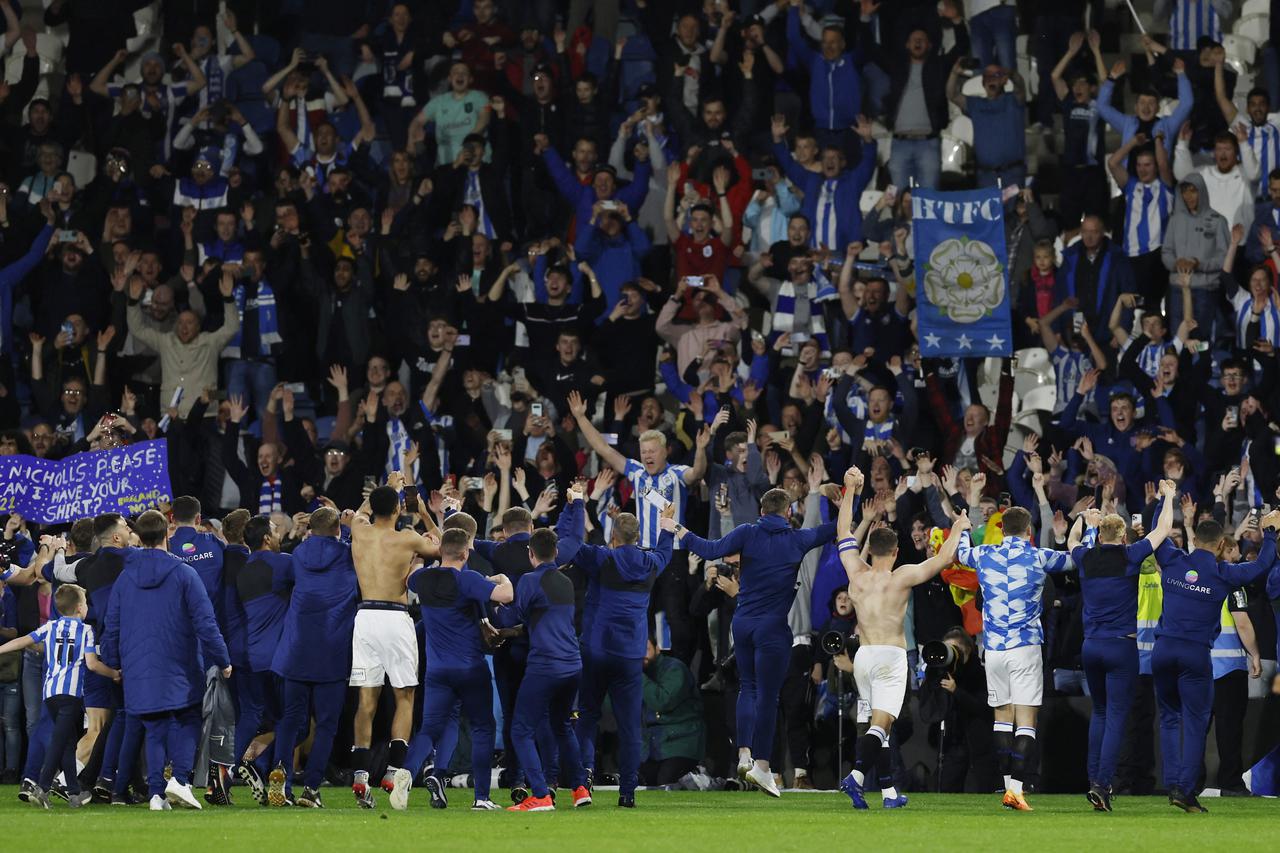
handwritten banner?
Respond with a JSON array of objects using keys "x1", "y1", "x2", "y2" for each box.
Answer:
[{"x1": 0, "y1": 440, "x2": 172, "y2": 524}]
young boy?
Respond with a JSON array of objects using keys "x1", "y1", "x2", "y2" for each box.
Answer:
[
  {"x1": 1036, "y1": 272, "x2": 1110, "y2": 417},
  {"x1": 0, "y1": 581, "x2": 120, "y2": 808}
]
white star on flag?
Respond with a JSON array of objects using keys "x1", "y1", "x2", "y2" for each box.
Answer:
[
  {"x1": 957, "y1": 334, "x2": 972, "y2": 350},
  {"x1": 924, "y1": 333, "x2": 941, "y2": 348},
  {"x1": 986, "y1": 333, "x2": 1005, "y2": 350}
]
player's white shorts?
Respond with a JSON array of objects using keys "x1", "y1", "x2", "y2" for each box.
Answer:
[
  {"x1": 985, "y1": 644, "x2": 1043, "y2": 707},
  {"x1": 349, "y1": 606, "x2": 419, "y2": 688},
  {"x1": 853, "y1": 645, "x2": 908, "y2": 723}
]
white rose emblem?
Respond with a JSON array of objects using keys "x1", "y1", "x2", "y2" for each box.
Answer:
[{"x1": 922, "y1": 237, "x2": 1005, "y2": 324}]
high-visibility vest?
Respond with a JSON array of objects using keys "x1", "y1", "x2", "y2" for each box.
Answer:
[
  {"x1": 1211, "y1": 598, "x2": 1248, "y2": 680},
  {"x1": 1137, "y1": 557, "x2": 1163, "y2": 676}
]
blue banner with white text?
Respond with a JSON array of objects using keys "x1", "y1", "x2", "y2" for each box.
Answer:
[
  {"x1": 0, "y1": 440, "x2": 172, "y2": 525},
  {"x1": 911, "y1": 187, "x2": 1012, "y2": 359}
]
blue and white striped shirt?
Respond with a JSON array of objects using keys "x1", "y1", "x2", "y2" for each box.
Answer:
[
  {"x1": 1051, "y1": 346, "x2": 1093, "y2": 414},
  {"x1": 1122, "y1": 178, "x2": 1174, "y2": 257},
  {"x1": 955, "y1": 531, "x2": 1074, "y2": 651},
  {"x1": 1168, "y1": 0, "x2": 1221, "y2": 52},
  {"x1": 1243, "y1": 121, "x2": 1280, "y2": 199},
  {"x1": 624, "y1": 459, "x2": 690, "y2": 548},
  {"x1": 29, "y1": 617, "x2": 96, "y2": 700}
]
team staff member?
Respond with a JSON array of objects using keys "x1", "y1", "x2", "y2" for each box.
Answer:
[
  {"x1": 555, "y1": 487, "x2": 674, "y2": 808},
  {"x1": 268, "y1": 507, "x2": 359, "y2": 809},
  {"x1": 1150, "y1": 511, "x2": 1280, "y2": 813},
  {"x1": 1067, "y1": 481, "x2": 1176, "y2": 811},
  {"x1": 232, "y1": 515, "x2": 292, "y2": 806},
  {"x1": 662, "y1": 487, "x2": 835, "y2": 798},
  {"x1": 398, "y1": 526, "x2": 511, "y2": 812},
  {"x1": 101, "y1": 510, "x2": 231, "y2": 812},
  {"x1": 497, "y1": 527, "x2": 592, "y2": 812}
]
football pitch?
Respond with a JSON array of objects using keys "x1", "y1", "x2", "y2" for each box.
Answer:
[{"x1": 1, "y1": 788, "x2": 1277, "y2": 851}]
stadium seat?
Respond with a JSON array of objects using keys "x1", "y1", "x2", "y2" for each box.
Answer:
[
  {"x1": 947, "y1": 115, "x2": 974, "y2": 146},
  {"x1": 941, "y1": 133, "x2": 968, "y2": 174},
  {"x1": 314, "y1": 415, "x2": 337, "y2": 444},
  {"x1": 1223, "y1": 33, "x2": 1258, "y2": 69},
  {"x1": 1017, "y1": 385, "x2": 1056, "y2": 415},
  {"x1": 67, "y1": 150, "x2": 98, "y2": 189},
  {"x1": 1235, "y1": 14, "x2": 1270, "y2": 45}
]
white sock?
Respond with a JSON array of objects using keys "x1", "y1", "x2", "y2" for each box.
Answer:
[
  {"x1": 1003, "y1": 774, "x2": 1012, "y2": 790},
  {"x1": 794, "y1": 768, "x2": 807, "y2": 779},
  {"x1": 882, "y1": 786, "x2": 899, "y2": 800},
  {"x1": 852, "y1": 769, "x2": 865, "y2": 785},
  {"x1": 1010, "y1": 778, "x2": 1023, "y2": 796},
  {"x1": 76, "y1": 759, "x2": 86, "y2": 774}
]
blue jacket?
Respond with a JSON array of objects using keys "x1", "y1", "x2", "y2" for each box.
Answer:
[
  {"x1": 787, "y1": 7, "x2": 861, "y2": 130},
  {"x1": 1056, "y1": 238, "x2": 1135, "y2": 329},
  {"x1": 1246, "y1": 200, "x2": 1280, "y2": 265},
  {"x1": 168, "y1": 527, "x2": 225, "y2": 629},
  {"x1": 0, "y1": 225, "x2": 53, "y2": 358},
  {"x1": 682, "y1": 515, "x2": 836, "y2": 623},
  {"x1": 235, "y1": 550, "x2": 292, "y2": 673},
  {"x1": 574, "y1": 222, "x2": 651, "y2": 317},
  {"x1": 495, "y1": 562, "x2": 580, "y2": 676},
  {"x1": 775, "y1": 139, "x2": 876, "y2": 251},
  {"x1": 542, "y1": 148, "x2": 652, "y2": 236},
  {"x1": 271, "y1": 535, "x2": 357, "y2": 682},
  {"x1": 1060, "y1": 387, "x2": 1173, "y2": 502},
  {"x1": 102, "y1": 548, "x2": 229, "y2": 715},
  {"x1": 556, "y1": 499, "x2": 673, "y2": 659},
  {"x1": 220, "y1": 544, "x2": 251, "y2": 668},
  {"x1": 1154, "y1": 531, "x2": 1277, "y2": 648},
  {"x1": 1096, "y1": 71, "x2": 1193, "y2": 160}
]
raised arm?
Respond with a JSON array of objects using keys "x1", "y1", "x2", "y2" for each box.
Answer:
[
  {"x1": 946, "y1": 57, "x2": 968, "y2": 111},
  {"x1": 894, "y1": 513, "x2": 971, "y2": 586},
  {"x1": 567, "y1": 390, "x2": 627, "y2": 473}
]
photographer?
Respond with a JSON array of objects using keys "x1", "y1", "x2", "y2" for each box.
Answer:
[
  {"x1": 689, "y1": 554, "x2": 738, "y2": 779},
  {"x1": 918, "y1": 628, "x2": 997, "y2": 793}
]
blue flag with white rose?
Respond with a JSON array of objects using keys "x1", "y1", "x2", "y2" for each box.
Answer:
[{"x1": 911, "y1": 187, "x2": 1012, "y2": 359}]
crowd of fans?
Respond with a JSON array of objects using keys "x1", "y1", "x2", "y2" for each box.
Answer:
[{"x1": 1, "y1": 0, "x2": 1280, "y2": 797}]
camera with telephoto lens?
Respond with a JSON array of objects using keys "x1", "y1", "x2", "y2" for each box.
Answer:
[
  {"x1": 921, "y1": 639, "x2": 957, "y2": 672},
  {"x1": 821, "y1": 629, "x2": 860, "y2": 657}
]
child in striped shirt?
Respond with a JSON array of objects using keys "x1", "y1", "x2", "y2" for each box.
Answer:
[{"x1": 0, "y1": 583, "x2": 120, "y2": 809}]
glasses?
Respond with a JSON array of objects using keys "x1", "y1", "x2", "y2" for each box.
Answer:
[
  {"x1": 1222, "y1": 372, "x2": 1244, "y2": 381},
  {"x1": 62, "y1": 389, "x2": 84, "y2": 397},
  {"x1": 325, "y1": 449, "x2": 348, "y2": 457}
]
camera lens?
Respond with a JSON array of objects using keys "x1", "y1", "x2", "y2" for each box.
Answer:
[{"x1": 921, "y1": 639, "x2": 955, "y2": 669}]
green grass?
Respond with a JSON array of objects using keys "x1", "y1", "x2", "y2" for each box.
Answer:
[{"x1": 1, "y1": 787, "x2": 1277, "y2": 851}]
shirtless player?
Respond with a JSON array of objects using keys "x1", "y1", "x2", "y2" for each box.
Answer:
[
  {"x1": 834, "y1": 465, "x2": 969, "y2": 810},
  {"x1": 348, "y1": 475, "x2": 439, "y2": 808}
]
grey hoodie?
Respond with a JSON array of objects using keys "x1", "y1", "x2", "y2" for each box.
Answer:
[{"x1": 1161, "y1": 172, "x2": 1229, "y2": 291}]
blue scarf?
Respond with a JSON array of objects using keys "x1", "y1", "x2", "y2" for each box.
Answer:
[
  {"x1": 772, "y1": 278, "x2": 833, "y2": 357},
  {"x1": 173, "y1": 174, "x2": 229, "y2": 210},
  {"x1": 259, "y1": 476, "x2": 282, "y2": 514},
  {"x1": 1237, "y1": 297, "x2": 1280, "y2": 348},
  {"x1": 223, "y1": 280, "x2": 281, "y2": 357}
]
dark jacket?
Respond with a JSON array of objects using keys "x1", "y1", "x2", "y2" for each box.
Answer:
[
  {"x1": 642, "y1": 653, "x2": 705, "y2": 761},
  {"x1": 102, "y1": 547, "x2": 230, "y2": 714},
  {"x1": 271, "y1": 535, "x2": 357, "y2": 682}
]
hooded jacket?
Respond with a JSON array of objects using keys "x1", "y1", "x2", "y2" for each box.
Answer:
[
  {"x1": 102, "y1": 548, "x2": 229, "y2": 715},
  {"x1": 271, "y1": 535, "x2": 357, "y2": 682},
  {"x1": 1161, "y1": 172, "x2": 1229, "y2": 291},
  {"x1": 681, "y1": 514, "x2": 837, "y2": 623}
]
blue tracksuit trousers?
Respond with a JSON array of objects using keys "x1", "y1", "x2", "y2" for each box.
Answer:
[
  {"x1": 733, "y1": 617, "x2": 791, "y2": 758},
  {"x1": 1082, "y1": 637, "x2": 1138, "y2": 787},
  {"x1": 576, "y1": 652, "x2": 644, "y2": 796},
  {"x1": 511, "y1": 671, "x2": 584, "y2": 798},
  {"x1": 1152, "y1": 636, "x2": 1214, "y2": 794}
]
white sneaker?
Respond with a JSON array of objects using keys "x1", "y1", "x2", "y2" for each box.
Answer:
[
  {"x1": 389, "y1": 768, "x2": 412, "y2": 811},
  {"x1": 164, "y1": 778, "x2": 203, "y2": 810},
  {"x1": 745, "y1": 765, "x2": 781, "y2": 798},
  {"x1": 149, "y1": 795, "x2": 172, "y2": 811},
  {"x1": 736, "y1": 757, "x2": 753, "y2": 783},
  {"x1": 471, "y1": 799, "x2": 501, "y2": 811}
]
